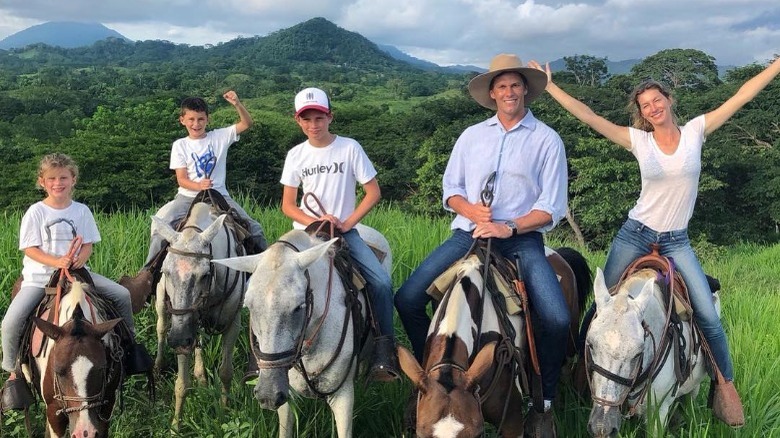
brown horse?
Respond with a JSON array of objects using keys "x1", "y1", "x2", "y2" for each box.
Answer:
[
  {"x1": 398, "y1": 246, "x2": 591, "y2": 437},
  {"x1": 27, "y1": 280, "x2": 124, "y2": 438}
]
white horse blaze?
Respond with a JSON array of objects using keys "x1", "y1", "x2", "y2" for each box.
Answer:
[
  {"x1": 71, "y1": 355, "x2": 96, "y2": 427},
  {"x1": 432, "y1": 414, "x2": 465, "y2": 438}
]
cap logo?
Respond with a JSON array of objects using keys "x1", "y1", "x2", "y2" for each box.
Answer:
[{"x1": 306, "y1": 91, "x2": 316, "y2": 102}]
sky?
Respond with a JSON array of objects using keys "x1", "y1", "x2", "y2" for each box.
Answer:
[{"x1": 0, "y1": 0, "x2": 778, "y2": 68}]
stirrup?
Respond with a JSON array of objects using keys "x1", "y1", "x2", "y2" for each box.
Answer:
[
  {"x1": 370, "y1": 336, "x2": 400, "y2": 382},
  {"x1": 1, "y1": 377, "x2": 35, "y2": 412},
  {"x1": 125, "y1": 343, "x2": 153, "y2": 376}
]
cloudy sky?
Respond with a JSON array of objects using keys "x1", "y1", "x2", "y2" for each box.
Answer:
[{"x1": 0, "y1": 0, "x2": 778, "y2": 67}]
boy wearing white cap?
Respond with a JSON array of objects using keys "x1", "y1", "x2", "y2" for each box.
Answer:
[{"x1": 279, "y1": 87, "x2": 399, "y2": 382}]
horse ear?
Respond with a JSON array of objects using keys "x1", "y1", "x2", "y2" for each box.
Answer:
[
  {"x1": 33, "y1": 317, "x2": 64, "y2": 341},
  {"x1": 213, "y1": 254, "x2": 262, "y2": 274},
  {"x1": 152, "y1": 215, "x2": 179, "y2": 244},
  {"x1": 200, "y1": 214, "x2": 227, "y2": 244},
  {"x1": 89, "y1": 318, "x2": 122, "y2": 338},
  {"x1": 593, "y1": 268, "x2": 611, "y2": 310},
  {"x1": 296, "y1": 238, "x2": 339, "y2": 269},
  {"x1": 633, "y1": 278, "x2": 656, "y2": 313},
  {"x1": 465, "y1": 341, "x2": 497, "y2": 391},
  {"x1": 397, "y1": 345, "x2": 428, "y2": 392}
]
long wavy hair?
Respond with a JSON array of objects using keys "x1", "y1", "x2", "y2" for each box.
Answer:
[{"x1": 627, "y1": 79, "x2": 678, "y2": 132}]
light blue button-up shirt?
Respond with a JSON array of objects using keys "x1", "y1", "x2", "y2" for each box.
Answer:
[{"x1": 442, "y1": 110, "x2": 568, "y2": 233}]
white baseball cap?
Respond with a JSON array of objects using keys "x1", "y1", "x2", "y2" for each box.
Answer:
[{"x1": 294, "y1": 87, "x2": 330, "y2": 116}]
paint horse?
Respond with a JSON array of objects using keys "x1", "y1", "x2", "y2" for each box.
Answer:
[
  {"x1": 398, "y1": 246, "x2": 592, "y2": 437},
  {"x1": 584, "y1": 267, "x2": 711, "y2": 437},
  {"x1": 213, "y1": 224, "x2": 391, "y2": 438},
  {"x1": 152, "y1": 202, "x2": 246, "y2": 427},
  {"x1": 25, "y1": 278, "x2": 124, "y2": 438}
]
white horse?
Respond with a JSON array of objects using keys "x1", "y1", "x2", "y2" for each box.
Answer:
[
  {"x1": 213, "y1": 223, "x2": 392, "y2": 438},
  {"x1": 152, "y1": 202, "x2": 246, "y2": 427},
  {"x1": 585, "y1": 268, "x2": 713, "y2": 437}
]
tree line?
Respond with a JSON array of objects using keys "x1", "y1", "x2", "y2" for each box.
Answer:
[{"x1": 0, "y1": 30, "x2": 777, "y2": 249}]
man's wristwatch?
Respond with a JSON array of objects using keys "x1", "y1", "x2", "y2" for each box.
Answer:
[{"x1": 505, "y1": 220, "x2": 518, "y2": 237}]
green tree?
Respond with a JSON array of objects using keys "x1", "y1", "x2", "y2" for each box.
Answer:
[
  {"x1": 563, "y1": 55, "x2": 609, "y2": 86},
  {"x1": 630, "y1": 49, "x2": 720, "y2": 91}
]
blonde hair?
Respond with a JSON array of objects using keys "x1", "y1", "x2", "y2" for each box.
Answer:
[
  {"x1": 38, "y1": 153, "x2": 79, "y2": 184},
  {"x1": 627, "y1": 79, "x2": 678, "y2": 132}
]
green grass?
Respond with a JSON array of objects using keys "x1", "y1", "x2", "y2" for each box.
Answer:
[{"x1": 1, "y1": 205, "x2": 778, "y2": 437}]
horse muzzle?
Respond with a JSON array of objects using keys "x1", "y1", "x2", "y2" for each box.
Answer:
[
  {"x1": 253, "y1": 368, "x2": 290, "y2": 410},
  {"x1": 587, "y1": 405, "x2": 621, "y2": 438}
]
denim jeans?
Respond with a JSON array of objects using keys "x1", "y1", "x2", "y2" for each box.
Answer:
[
  {"x1": 342, "y1": 229, "x2": 395, "y2": 340},
  {"x1": 578, "y1": 218, "x2": 734, "y2": 380},
  {"x1": 395, "y1": 229, "x2": 569, "y2": 399}
]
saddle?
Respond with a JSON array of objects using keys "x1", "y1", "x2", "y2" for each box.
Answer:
[{"x1": 616, "y1": 243, "x2": 693, "y2": 321}]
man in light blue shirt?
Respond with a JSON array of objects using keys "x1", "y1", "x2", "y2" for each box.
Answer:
[{"x1": 395, "y1": 53, "x2": 568, "y2": 437}]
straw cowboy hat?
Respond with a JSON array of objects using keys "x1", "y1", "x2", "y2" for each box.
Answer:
[{"x1": 468, "y1": 53, "x2": 548, "y2": 110}]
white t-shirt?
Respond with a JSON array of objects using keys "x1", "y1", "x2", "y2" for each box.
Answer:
[
  {"x1": 627, "y1": 115, "x2": 705, "y2": 232},
  {"x1": 170, "y1": 125, "x2": 238, "y2": 197},
  {"x1": 19, "y1": 201, "x2": 101, "y2": 288},
  {"x1": 280, "y1": 135, "x2": 377, "y2": 229}
]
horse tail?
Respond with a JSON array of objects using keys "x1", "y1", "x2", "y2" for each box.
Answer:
[{"x1": 555, "y1": 247, "x2": 592, "y2": 318}]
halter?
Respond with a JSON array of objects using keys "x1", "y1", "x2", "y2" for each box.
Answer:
[{"x1": 163, "y1": 225, "x2": 216, "y2": 317}]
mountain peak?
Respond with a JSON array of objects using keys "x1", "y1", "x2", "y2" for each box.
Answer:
[{"x1": 0, "y1": 21, "x2": 130, "y2": 50}]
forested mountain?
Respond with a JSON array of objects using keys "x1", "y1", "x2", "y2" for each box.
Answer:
[
  {"x1": 0, "y1": 21, "x2": 129, "y2": 50},
  {"x1": 0, "y1": 17, "x2": 777, "y2": 247}
]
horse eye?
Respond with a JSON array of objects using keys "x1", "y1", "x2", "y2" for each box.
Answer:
[{"x1": 294, "y1": 303, "x2": 306, "y2": 313}]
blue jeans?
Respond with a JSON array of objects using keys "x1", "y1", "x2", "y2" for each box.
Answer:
[
  {"x1": 395, "y1": 229, "x2": 569, "y2": 399},
  {"x1": 342, "y1": 229, "x2": 395, "y2": 340},
  {"x1": 578, "y1": 218, "x2": 734, "y2": 380}
]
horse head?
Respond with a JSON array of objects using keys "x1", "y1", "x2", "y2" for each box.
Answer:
[
  {"x1": 399, "y1": 256, "x2": 524, "y2": 438},
  {"x1": 586, "y1": 268, "x2": 657, "y2": 438},
  {"x1": 33, "y1": 282, "x2": 122, "y2": 438},
  {"x1": 153, "y1": 207, "x2": 226, "y2": 353},
  {"x1": 214, "y1": 230, "x2": 339, "y2": 410},
  {"x1": 399, "y1": 341, "x2": 496, "y2": 438}
]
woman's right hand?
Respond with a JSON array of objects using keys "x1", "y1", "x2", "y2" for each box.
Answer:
[{"x1": 527, "y1": 60, "x2": 552, "y2": 87}]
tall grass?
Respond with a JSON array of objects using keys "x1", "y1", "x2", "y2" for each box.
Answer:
[{"x1": 1, "y1": 205, "x2": 778, "y2": 437}]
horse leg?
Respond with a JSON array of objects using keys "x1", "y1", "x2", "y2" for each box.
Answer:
[
  {"x1": 194, "y1": 346, "x2": 207, "y2": 386},
  {"x1": 154, "y1": 279, "x2": 168, "y2": 372},
  {"x1": 217, "y1": 315, "x2": 240, "y2": 406},
  {"x1": 326, "y1": 369, "x2": 356, "y2": 438},
  {"x1": 172, "y1": 352, "x2": 192, "y2": 430},
  {"x1": 277, "y1": 402, "x2": 295, "y2": 438}
]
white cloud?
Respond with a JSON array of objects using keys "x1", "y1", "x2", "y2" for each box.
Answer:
[{"x1": 0, "y1": 1, "x2": 778, "y2": 67}]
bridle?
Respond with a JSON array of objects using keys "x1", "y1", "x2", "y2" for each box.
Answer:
[
  {"x1": 249, "y1": 240, "x2": 314, "y2": 370},
  {"x1": 248, "y1": 238, "x2": 360, "y2": 398},
  {"x1": 585, "y1": 324, "x2": 655, "y2": 413},
  {"x1": 163, "y1": 225, "x2": 216, "y2": 317},
  {"x1": 52, "y1": 329, "x2": 123, "y2": 421}
]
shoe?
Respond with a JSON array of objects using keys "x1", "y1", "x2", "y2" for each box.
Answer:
[
  {"x1": 709, "y1": 380, "x2": 745, "y2": 427},
  {"x1": 243, "y1": 352, "x2": 259, "y2": 385},
  {"x1": 525, "y1": 408, "x2": 557, "y2": 438},
  {"x1": 370, "y1": 336, "x2": 400, "y2": 382},
  {"x1": 125, "y1": 343, "x2": 153, "y2": 375},
  {"x1": 0, "y1": 377, "x2": 34, "y2": 412}
]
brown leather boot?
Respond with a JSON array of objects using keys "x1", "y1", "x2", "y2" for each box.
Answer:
[{"x1": 709, "y1": 380, "x2": 745, "y2": 427}]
